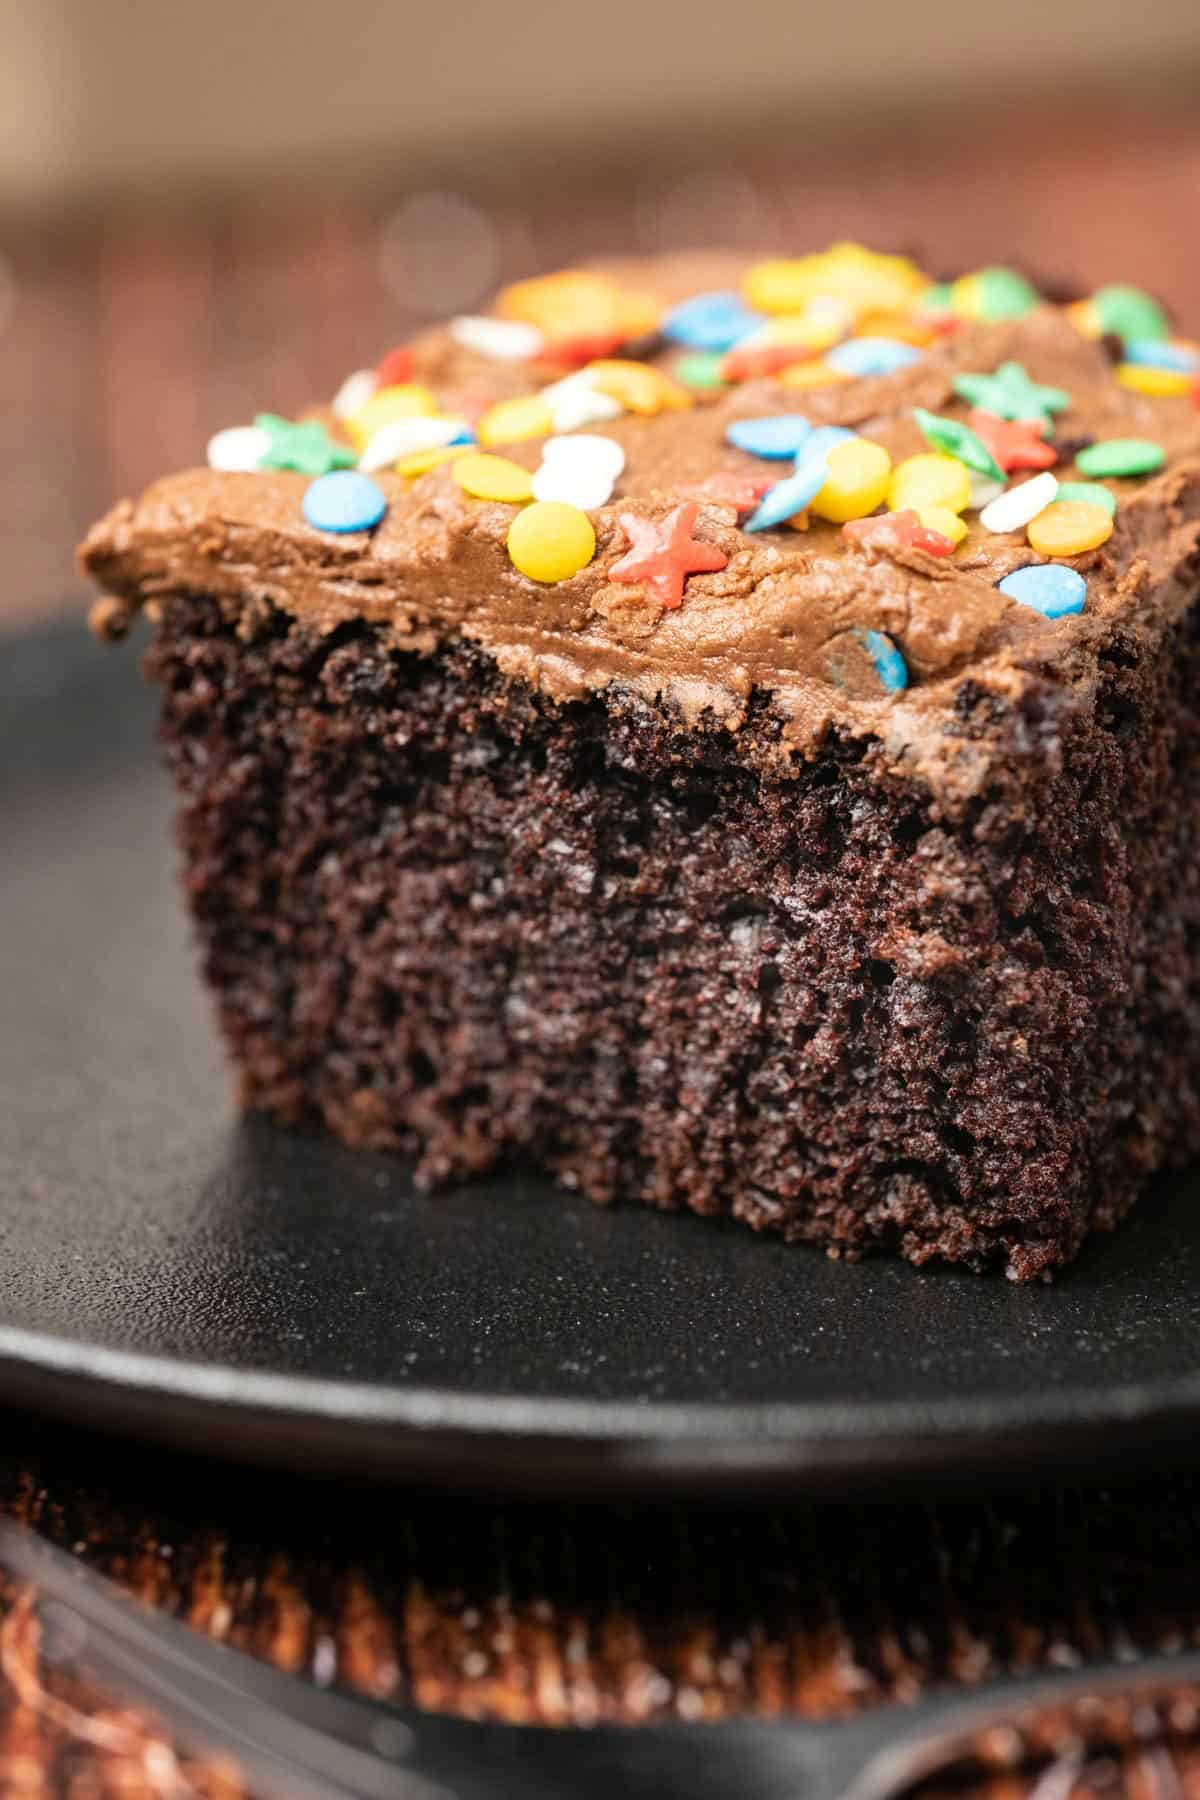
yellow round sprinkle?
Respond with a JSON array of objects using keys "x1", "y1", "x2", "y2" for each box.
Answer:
[
  {"x1": 452, "y1": 452, "x2": 534, "y2": 504},
  {"x1": 810, "y1": 439, "x2": 892, "y2": 523},
  {"x1": 856, "y1": 310, "x2": 938, "y2": 347},
  {"x1": 888, "y1": 453, "x2": 972, "y2": 516},
  {"x1": 1116, "y1": 364, "x2": 1193, "y2": 398},
  {"x1": 345, "y1": 384, "x2": 437, "y2": 450},
  {"x1": 1026, "y1": 500, "x2": 1114, "y2": 556},
  {"x1": 915, "y1": 504, "x2": 968, "y2": 546},
  {"x1": 496, "y1": 270, "x2": 659, "y2": 342},
  {"x1": 758, "y1": 300, "x2": 854, "y2": 351},
  {"x1": 778, "y1": 359, "x2": 849, "y2": 390},
  {"x1": 397, "y1": 444, "x2": 467, "y2": 479},
  {"x1": 587, "y1": 360, "x2": 692, "y2": 415},
  {"x1": 507, "y1": 501, "x2": 596, "y2": 583},
  {"x1": 744, "y1": 243, "x2": 928, "y2": 317},
  {"x1": 478, "y1": 394, "x2": 555, "y2": 447}
]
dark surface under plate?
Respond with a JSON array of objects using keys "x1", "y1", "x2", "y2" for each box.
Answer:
[{"x1": 2, "y1": 624, "x2": 1200, "y2": 1496}]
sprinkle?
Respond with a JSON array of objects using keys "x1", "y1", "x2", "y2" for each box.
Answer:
[
  {"x1": 541, "y1": 433, "x2": 626, "y2": 478},
  {"x1": 346, "y1": 385, "x2": 438, "y2": 451},
  {"x1": 952, "y1": 362, "x2": 1069, "y2": 424},
  {"x1": 825, "y1": 336, "x2": 922, "y2": 378},
  {"x1": 359, "y1": 414, "x2": 470, "y2": 473},
  {"x1": 609, "y1": 502, "x2": 728, "y2": 607},
  {"x1": 888, "y1": 452, "x2": 972, "y2": 516},
  {"x1": 743, "y1": 460, "x2": 830, "y2": 532},
  {"x1": 302, "y1": 470, "x2": 387, "y2": 533},
  {"x1": 916, "y1": 504, "x2": 967, "y2": 546},
  {"x1": 588, "y1": 361, "x2": 692, "y2": 416},
  {"x1": 823, "y1": 628, "x2": 909, "y2": 696},
  {"x1": 912, "y1": 410, "x2": 1005, "y2": 481},
  {"x1": 743, "y1": 244, "x2": 928, "y2": 317},
  {"x1": 673, "y1": 352, "x2": 728, "y2": 390},
  {"x1": 532, "y1": 435, "x2": 624, "y2": 510},
  {"x1": 375, "y1": 345, "x2": 416, "y2": 386},
  {"x1": 662, "y1": 290, "x2": 763, "y2": 352},
  {"x1": 777, "y1": 360, "x2": 849, "y2": 390},
  {"x1": 843, "y1": 509, "x2": 956, "y2": 558},
  {"x1": 397, "y1": 445, "x2": 467, "y2": 480},
  {"x1": 496, "y1": 269, "x2": 660, "y2": 345},
  {"x1": 951, "y1": 267, "x2": 1040, "y2": 321},
  {"x1": 860, "y1": 629, "x2": 909, "y2": 693},
  {"x1": 998, "y1": 564, "x2": 1087, "y2": 617},
  {"x1": 331, "y1": 369, "x2": 377, "y2": 421},
  {"x1": 722, "y1": 343, "x2": 814, "y2": 382},
  {"x1": 968, "y1": 409, "x2": 1058, "y2": 472},
  {"x1": 1026, "y1": 500, "x2": 1114, "y2": 556},
  {"x1": 257, "y1": 413, "x2": 357, "y2": 476},
  {"x1": 1054, "y1": 480, "x2": 1117, "y2": 516},
  {"x1": 809, "y1": 438, "x2": 892, "y2": 523},
  {"x1": 1123, "y1": 339, "x2": 1199, "y2": 372},
  {"x1": 506, "y1": 501, "x2": 596, "y2": 583},
  {"x1": 1116, "y1": 364, "x2": 1193, "y2": 398},
  {"x1": 207, "y1": 424, "x2": 270, "y2": 471},
  {"x1": 1091, "y1": 285, "x2": 1170, "y2": 344},
  {"x1": 676, "y1": 472, "x2": 774, "y2": 515},
  {"x1": 1076, "y1": 438, "x2": 1166, "y2": 478},
  {"x1": 449, "y1": 316, "x2": 546, "y2": 360},
  {"x1": 478, "y1": 394, "x2": 555, "y2": 446},
  {"x1": 541, "y1": 372, "x2": 624, "y2": 432},
  {"x1": 453, "y1": 452, "x2": 535, "y2": 504},
  {"x1": 726, "y1": 415, "x2": 814, "y2": 460},
  {"x1": 967, "y1": 472, "x2": 1007, "y2": 511},
  {"x1": 979, "y1": 472, "x2": 1059, "y2": 534}
]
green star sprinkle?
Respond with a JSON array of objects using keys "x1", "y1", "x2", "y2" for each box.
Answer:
[
  {"x1": 912, "y1": 408, "x2": 1004, "y2": 481},
  {"x1": 951, "y1": 361, "x2": 1070, "y2": 424},
  {"x1": 256, "y1": 413, "x2": 357, "y2": 476}
]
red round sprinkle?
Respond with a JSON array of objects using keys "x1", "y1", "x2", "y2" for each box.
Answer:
[
  {"x1": 969, "y1": 409, "x2": 1057, "y2": 472},
  {"x1": 609, "y1": 501, "x2": 729, "y2": 609},
  {"x1": 843, "y1": 509, "x2": 956, "y2": 558},
  {"x1": 375, "y1": 344, "x2": 416, "y2": 386},
  {"x1": 536, "y1": 331, "x2": 628, "y2": 371},
  {"x1": 676, "y1": 472, "x2": 774, "y2": 515},
  {"x1": 720, "y1": 344, "x2": 814, "y2": 382}
]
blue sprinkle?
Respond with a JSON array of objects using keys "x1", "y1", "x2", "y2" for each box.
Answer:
[
  {"x1": 726, "y1": 414, "x2": 814, "y2": 460},
  {"x1": 449, "y1": 427, "x2": 476, "y2": 445},
  {"x1": 662, "y1": 289, "x2": 764, "y2": 352},
  {"x1": 743, "y1": 459, "x2": 829, "y2": 532},
  {"x1": 796, "y1": 425, "x2": 856, "y2": 469},
  {"x1": 302, "y1": 470, "x2": 388, "y2": 534},
  {"x1": 826, "y1": 336, "x2": 923, "y2": 378},
  {"x1": 998, "y1": 563, "x2": 1087, "y2": 618},
  {"x1": 1122, "y1": 338, "x2": 1199, "y2": 372},
  {"x1": 858, "y1": 630, "x2": 909, "y2": 694}
]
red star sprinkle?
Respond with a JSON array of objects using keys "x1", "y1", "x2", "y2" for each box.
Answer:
[
  {"x1": 375, "y1": 344, "x2": 416, "y2": 386},
  {"x1": 676, "y1": 472, "x2": 774, "y2": 515},
  {"x1": 609, "y1": 501, "x2": 729, "y2": 610},
  {"x1": 969, "y1": 408, "x2": 1058, "y2": 472},
  {"x1": 843, "y1": 509, "x2": 956, "y2": 558}
]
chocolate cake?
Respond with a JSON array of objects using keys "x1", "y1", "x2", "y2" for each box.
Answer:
[{"x1": 80, "y1": 245, "x2": 1200, "y2": 1278}]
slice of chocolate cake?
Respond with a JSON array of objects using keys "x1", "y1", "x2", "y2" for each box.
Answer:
[{"x1": 80, "y1": 245, "x2": 1200, "y2": 1278}]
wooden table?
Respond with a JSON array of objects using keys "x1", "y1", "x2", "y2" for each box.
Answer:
[{"x1": 4, "y1": 98, "x2": 1200, "y2": 1794}]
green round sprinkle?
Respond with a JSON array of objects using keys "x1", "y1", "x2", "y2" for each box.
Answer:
[
  {"x1": 1076, "y1": 438, "x2": 1166, "y2": 479},
  {"x1": 1054, "y1": 480, "x2": 1117, "y2": 517},
  {"x1": 673, "y1": 351, "x2": 727, "y2": 390},
  {"x1": 918, "y1": 281, "x2": 955, "y2": 315},
  {"x1": 976, "y1": 267, "x2": 1040, "y2": 320},
  {"x1": 1092, "y1": 284, "x2": 1170, "y2": 345},
  {"x1": 913, "y1": 407, "x2": 1005, "y2": 480}
]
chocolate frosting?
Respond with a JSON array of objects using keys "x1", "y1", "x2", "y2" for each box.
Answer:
[{"x1": 80, "y1": 256, "x2": 1200, "y2": 807}]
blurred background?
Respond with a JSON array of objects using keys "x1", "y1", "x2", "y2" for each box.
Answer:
[{"x1": 1, "y1": 0, "x2": 1199, "y2": 632}]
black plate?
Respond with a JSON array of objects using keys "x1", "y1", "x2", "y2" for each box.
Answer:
[{"x1": 3, "y1": 624, "x2": 1200, "y2": 1495}]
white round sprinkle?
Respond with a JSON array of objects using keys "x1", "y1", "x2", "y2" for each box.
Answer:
[
  {"x1": 449, "y1": 315, "x2": 545, "y2": 360},
  {"x1": 540, "y1": 371, "x2": 624, "y2": 432},
  {"x1": 206, "y1": 425, "x2": 270, "y2": 472},
  {"x1": 331, "y1": 368, "x2": 377, "y2": 421},
  {"x1": 980, "y1": 472, "x2": 1059, "y2": 534},
  {"x1": 541, "y1": 433, "x2": 626, "y2": 479},
  {"x1": 358, "y1": 415, "x2": 468, "y2": 472},
  {"x1": 531, "y1": 462, "x2": 616, "y2": 510},
  {"x1": 966, "y1": 471, "x2": 1007, "y2": 512}
]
